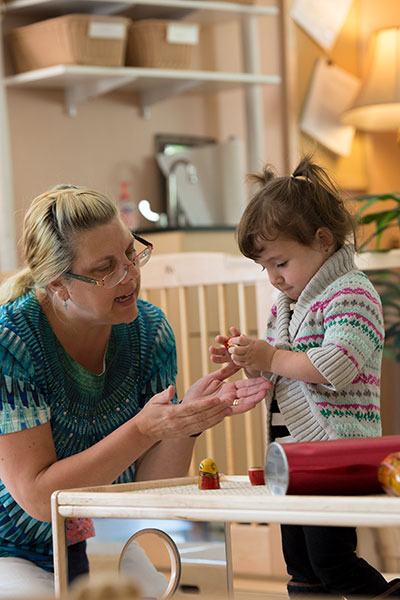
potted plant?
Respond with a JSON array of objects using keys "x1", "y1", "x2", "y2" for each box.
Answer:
[{"x1": 353, "y1": 192, "x2": 400, "y2": 361}]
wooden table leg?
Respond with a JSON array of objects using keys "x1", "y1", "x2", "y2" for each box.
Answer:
[
  {"x1": 51, "y1": 491, "x2": 68, "y2": 599},
  {"x1": 224, "y1": 522, "x2": 234, "y2": 599}
]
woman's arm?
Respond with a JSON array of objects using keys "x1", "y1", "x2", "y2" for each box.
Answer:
[
  {"x1": 134, "y1": 438, "x2": 195, "y2": 481},
  {"x1": 0, "y1": 365, "x2": 271, "y2": 521},
  {"x1": 0, "y1": 386, "x2": 231, "y2": 522}
]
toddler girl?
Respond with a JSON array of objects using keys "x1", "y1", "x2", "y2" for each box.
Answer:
[{"x1": 211, "y1": 156, "x2": 400, "y2": 598}]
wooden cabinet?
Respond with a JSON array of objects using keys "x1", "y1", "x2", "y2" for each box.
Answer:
[{"x1": 147, "y1": 227, "x2": 240, "y2": 255}]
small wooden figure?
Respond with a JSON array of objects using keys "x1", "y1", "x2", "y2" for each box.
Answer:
[
  {"x1": 225, "y1": 336, "x2": 236, "y2": 350},
  {"x1": 378, "y1": 451, "x2": 400, "y2": 496},
  {"x1": 198, "y1": 458, "x2": 220, "y2": 490}
]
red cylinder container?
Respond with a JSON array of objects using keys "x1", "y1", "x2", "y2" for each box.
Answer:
[{"x1": 264, "y1": 436, "x2": 400, "y2": 496}]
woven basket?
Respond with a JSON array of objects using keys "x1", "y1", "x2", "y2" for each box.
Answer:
[
  {"x1": 7, "y1": 14, "x2": 130, "y2": 73},
  {"x1": 126, "y1": 19, "x2": 198, "y2": 69}
]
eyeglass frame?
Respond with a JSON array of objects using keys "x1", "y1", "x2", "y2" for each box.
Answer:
[{"x1": 64, "y1": 232, "x2": 153, "y2": 288}]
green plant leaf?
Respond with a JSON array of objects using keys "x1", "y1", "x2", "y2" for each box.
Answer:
[
  {"x1": 359, "y1": 209, "x2": 400, "y2": 225},
  {"x1": 354, "y1": 193, "x2": 400, "y2": 360},
  {"x1": 355, "y1": 194, "x2": 400, "y2": 216},
  {"x1": 359, "y1": 223, "x2": 399, "y2": 251}
]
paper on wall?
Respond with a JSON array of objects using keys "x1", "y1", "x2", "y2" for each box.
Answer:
[
  {"x1": 300, "y1": 57, "x2": 360, "y2": 157},
  {"x1": 291, "y1": 0, "x2": 353, "y2": 51},
  {"x1": 157, "y1": 137, "x2": 246, "y2": 227}
]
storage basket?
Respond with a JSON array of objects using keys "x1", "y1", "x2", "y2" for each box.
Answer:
[
  {"x1": 7, "y1": 14, "x2": 131, "y2": 73},
  {"x1": 126, "y1": 19, "x2": 199, "y2": 69}
]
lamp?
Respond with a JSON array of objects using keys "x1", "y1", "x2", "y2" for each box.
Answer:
[{"x1": 341, "y1": 27, "x2": 400, "y2": 131}]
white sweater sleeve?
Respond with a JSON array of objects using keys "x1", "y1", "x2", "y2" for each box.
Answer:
[{"x1": 306, "y1": 285, "x2": 384, "y2": 390}]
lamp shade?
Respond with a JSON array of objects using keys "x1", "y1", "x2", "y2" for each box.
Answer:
[{"x1": 341, "y1": 27, "x2": 400, "y2": 131}]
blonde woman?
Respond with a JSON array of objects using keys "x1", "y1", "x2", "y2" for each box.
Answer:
[{"x1": 0, "y1": 185, "x2": 271, "y2": 597}]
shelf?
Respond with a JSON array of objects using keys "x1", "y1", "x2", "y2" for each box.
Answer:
[
  {"x1": 1, "y1": 0, "x2": 279, "y2": 22},
  {"x1": 356, "y1": 249, "x2": 400, "y2": 271},
  {"x1": 0, "y1": 0, "x2": 285, "y2": 267},
  {"x1": 4, "y1": 64, "x2": 281, "y2": 116}
]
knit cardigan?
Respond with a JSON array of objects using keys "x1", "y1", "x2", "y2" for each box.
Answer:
[{"x1": 263, "y1": 244, "x2": 384, "y2": 443}]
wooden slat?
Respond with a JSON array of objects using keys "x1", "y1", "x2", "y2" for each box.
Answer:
[
  {"x1": 178, "y1": 286, "x2": 191, "y2": 392},
  {"x1": 237, "y1": 281, "x2": 256, "y2": 468},
  {"x1": 198, "y1": 284, "x2": 215, "y2": 459},
  {"x1": 198, "y1": 284, "x2": 209, "y2": 378},
  {"x1": 159, "y1": 287, "x2": 168, "y2": 315},
  {"x1": 218, "y1": 283, "x2": 236, "y2": 475}
]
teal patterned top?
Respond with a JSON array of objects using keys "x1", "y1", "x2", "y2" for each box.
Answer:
[{"x1": 0, "y1": 293, "x2": 177, "y2": 571}]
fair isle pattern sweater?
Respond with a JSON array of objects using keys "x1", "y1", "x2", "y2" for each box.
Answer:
[
  {"x1": 0, "y1": 294, "x2": 177, "y2": 572},
  {"x1": 264, "y1": 244, "x2": 384, "y2": 443}
]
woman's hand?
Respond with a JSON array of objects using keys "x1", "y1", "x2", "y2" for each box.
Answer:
[
  {"x1": 227, "y1": 334, "x2": 277, "y2": 373},
  {"x1": 209, "y1": 326, "x2": 241, "y2": 364},
  {"x1": 183, "y1": 362, "x2": 271, "y2": 414},
  {"x1": 136, "y1": 363, "x2": 272, "y2": 441},
  {"x1": 136, "y1": 384, "x2": 233, "y2": 441}
]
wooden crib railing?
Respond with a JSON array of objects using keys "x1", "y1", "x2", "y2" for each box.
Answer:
[{"x1": 140, "y1": 252, "x2": 276, "y2": 477}]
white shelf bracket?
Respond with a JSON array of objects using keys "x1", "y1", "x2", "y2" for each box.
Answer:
[
  {"x1": 140, "y1": 78, "x2": 202, "y2": 118},
  {"x1": 64, "y1": 74, "x2": 139, "y2": 116}
]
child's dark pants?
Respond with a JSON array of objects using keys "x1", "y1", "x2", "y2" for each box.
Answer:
[{"x1": 281, "y1": 524, "x2": 400, "y2": 598}]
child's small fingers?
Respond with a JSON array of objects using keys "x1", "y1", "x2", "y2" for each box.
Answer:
[
  {"x1": 232, "y1": 356, "x2": 245, "y2": 367},
  {"x1": 215, "y1": 334, "x2": 227, "y2": 344},
  {"x1": 230, "y1": 346, "x2": 246, "y2": 358}
]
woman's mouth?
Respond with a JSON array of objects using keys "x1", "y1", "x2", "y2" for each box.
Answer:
[{"x1": 114, "y1": 292, "x2": 135, "y2": 304}]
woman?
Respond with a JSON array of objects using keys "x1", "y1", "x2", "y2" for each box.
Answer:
[{"x1": 0, "y1": 185, "x2": 271, "y2": 597}]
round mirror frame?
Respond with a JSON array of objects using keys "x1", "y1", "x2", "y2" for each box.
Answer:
[{"x1": 118, "y1": 527, "x2": 182, "y2": 600}]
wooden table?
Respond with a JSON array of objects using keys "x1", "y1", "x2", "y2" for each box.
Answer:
[{"x1": 51, "y1": 475, "x2": 400, "y2": 598}]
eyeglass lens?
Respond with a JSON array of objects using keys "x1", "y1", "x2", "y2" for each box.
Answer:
[{"x1": 102, "y1": 246, "x2": 152, "y2": 288}]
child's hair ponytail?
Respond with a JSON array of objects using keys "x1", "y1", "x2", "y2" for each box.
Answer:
[
  {"x1": 237, "y1": 155, "x2": 358, "y2": 260},
  {"x1": 248, "y1": 164, "x2": 276, "y2": 187}
]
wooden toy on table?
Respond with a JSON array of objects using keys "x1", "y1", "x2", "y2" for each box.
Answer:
[
  {"x1": 379, "y1": 451, "x2": 400, "y2": 496},
  {"x1": 198, "y1": 458, "x2": 220, "y2": 490}
]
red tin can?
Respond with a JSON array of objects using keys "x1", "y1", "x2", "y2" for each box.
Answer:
[
  {"x1": 248, "y1": 466, "x2": 265, "y2": 486},
  {"x1": 264, "y1": 436, "x2": 400, "y2": 495},
  {"x1": 378, "y1": 451, "x2": 400, "y2": 497}
]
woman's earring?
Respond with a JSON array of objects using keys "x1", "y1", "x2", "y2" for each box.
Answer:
[{"x1": 56, "y1": 290, "x2": 68, "y2": 311}]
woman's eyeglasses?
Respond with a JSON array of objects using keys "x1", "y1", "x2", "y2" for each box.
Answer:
[{"x1": 65, "y1": 233, "x2": 153, "y2": 289}]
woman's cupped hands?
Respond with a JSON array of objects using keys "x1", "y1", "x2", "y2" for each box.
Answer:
[{"x1": 137, "y1": 363, "x2": 272, "y2": 441}]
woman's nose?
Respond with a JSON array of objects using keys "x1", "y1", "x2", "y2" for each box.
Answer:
[{"x1": 123, "y1": 262, "x2": 140, "y2": 283}]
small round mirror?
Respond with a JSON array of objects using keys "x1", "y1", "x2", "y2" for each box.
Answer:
[{"x1": 118, "y1": 528, "x2": 181, "y2": 600}]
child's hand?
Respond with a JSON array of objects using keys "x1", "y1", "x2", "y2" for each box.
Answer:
[
  {"x1": 227, "y1": 334, "x2": 277, "y2": 372},
  {"x1": 209, "y1": 326, "x2": 241, "y2": 365}
]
